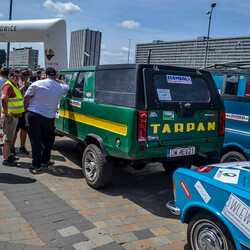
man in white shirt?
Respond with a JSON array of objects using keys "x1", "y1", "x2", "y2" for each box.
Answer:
[{"x1": 24, "y1": 67, "x2": 69, "y2": 172}]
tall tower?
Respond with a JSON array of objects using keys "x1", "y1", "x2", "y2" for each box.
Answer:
[{"x1": 69, "y1": 29, "x2": 102, "y2": 68}]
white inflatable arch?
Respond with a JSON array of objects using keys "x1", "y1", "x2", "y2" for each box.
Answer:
[{"x1": 0, "y1": 18, "x2": 67, "y2": 70}]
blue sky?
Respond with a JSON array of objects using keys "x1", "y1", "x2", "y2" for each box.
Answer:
[{"x1": 0, "y1": 0, "x2": 250, "y2": 68}]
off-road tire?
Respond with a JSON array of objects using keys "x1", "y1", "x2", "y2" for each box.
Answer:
[{"x1": 82, "y1": 144, "x2": 113, "y2": 189}]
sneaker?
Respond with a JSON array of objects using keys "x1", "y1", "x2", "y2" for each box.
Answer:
[
  {"x1": 10, "y1": 146, "x2": 16, "y2": 156},
  {"x1": 30, "y1": 168, "x2": 42, "y2": 174},
  {"x1": 2, "y1": 159, "x2": 17, "y2": 166},
  {"x1": 8, "y1": 155, "x2": 19, "y2": 162},
  {"x1": 41, "y1": 160, "x2": 55, "y2": 167},
  {"x1": 19, "y1": 145, "x2": 29, "y2": 155},
  {"x1": 29, "y1": 165, "x2": 42, "y2": 173}
]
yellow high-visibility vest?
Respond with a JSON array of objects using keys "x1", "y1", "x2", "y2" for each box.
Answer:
[{"x1": 1, "y1": 80, "x2": 24, "y2": 114}]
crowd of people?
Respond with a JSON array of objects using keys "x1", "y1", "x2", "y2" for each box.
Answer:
[{"x1": 0, "y1": 66, "x2": 69, "y2": 173}]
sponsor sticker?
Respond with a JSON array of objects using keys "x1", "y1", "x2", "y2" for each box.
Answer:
[
  {"x1": 147, "y1": 135, "x2": 159, "y2": 141},
  {"x1": 226, "y1": 113, "x2": 249, "y2": 122},
  {"x1": 157, "y1": 89, "x2": 171, "y2": 101},
  {"x1": 194, "y1": 181, "x2": 211, "y2": 203},
  {"x1": 69, "y1": 99, "x2": 81, "y2": 108},
  {"x1": 222, "y1": 193, "x2": 250, "y2": 238},
  {"x1": 149, "y1": 112, "x2": 158, "y2": 118},
  {"x1": 180, "y1": 180, "x2": 191, "y2": 199},
  {"x1": 194, "y1": 166, "x2": 214, "y2": 173},
  {"x1": 163, "y1": 111, "x2": 174, "y2": 120},
  {"x1": 86, "y1": 92, "x2": 91, "y2": 97},
  {"x1": 166, "y1": 75, "x2": 192, "y2": 84},
  {"x1": 83, "y1": 98, "x2": 94, "y2": 102},
  {"x1": 214, "y1": 168, "x2": 240, "y2": 184}
]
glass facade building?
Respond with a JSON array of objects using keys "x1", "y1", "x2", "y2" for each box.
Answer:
[
  {"x1": 9, "y1": 47, "x2": 38, "y2": 71},
  {"x1": 135, "y1": 36, "x2": 250, "y2": 68},
  {"x1": 69, "y1": 29, "x2": 102, "y2": 68}
]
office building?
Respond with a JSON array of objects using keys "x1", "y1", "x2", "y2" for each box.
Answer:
[
  {"x1": 9, "y1": 47, "x2": 39, "y2": 71},
  {"x1": 135, "y1": 36, "x2": 250, "y2": 68},
  {"x1": 69, "y1": 29, "x2": 102, "y2": 68}
]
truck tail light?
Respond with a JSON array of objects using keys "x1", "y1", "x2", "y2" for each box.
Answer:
[
  {"x1": 137, "y1": 111, "x2": 147, "y2": 141},
  {"x1": 219, "y1": 111, "x2": 225, "y2": 136}
]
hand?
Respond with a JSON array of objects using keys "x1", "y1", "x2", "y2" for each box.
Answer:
[{"x1": 4, "y1": 112, "x2": 13, "y2": 118}]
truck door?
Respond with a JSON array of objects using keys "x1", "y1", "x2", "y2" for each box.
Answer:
[
  {"x1": 55, "y1": 73, "x2": 74, "y2": 132},
  {"x1": 64, "y1": 71, "x2": 86, "y2": 138}
]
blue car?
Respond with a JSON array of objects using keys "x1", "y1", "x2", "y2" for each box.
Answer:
[
  {"x1": 209, "y1": 65, "x2": 250, "y2": 162},
  {"x1": 167, "y1": 162, "x2": 250, "y2": 250}
]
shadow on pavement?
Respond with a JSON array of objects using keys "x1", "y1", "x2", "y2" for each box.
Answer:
[
  {"x1": 0, "y1": 173, "x2": 36, "y2": 184},
  {"x1": 49, "y1": 138, "x2": 218, "y2": 219}
]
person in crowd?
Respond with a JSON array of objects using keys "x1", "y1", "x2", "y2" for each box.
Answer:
[
  {"x1": 24, "y1": 67, "x2": 69, "y2": 172},
  {"x1": 30, "y1": 70, "x2": 42, "y2": 82},
  {"x1": 10, "y1": 69, "x2": 31, "y2": 156},
  {"x1": 0, "y1": 67, "x2": 9, "y2": 127},
  {"x1": 1, "y1": 69, "x2": 24, "y2": 166},
  {"x1": 0, "y1": 67, "x2": 9, "y2": 90}
]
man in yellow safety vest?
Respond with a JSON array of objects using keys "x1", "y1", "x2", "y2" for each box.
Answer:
[{"x1": 1, "y1": 68, "x2": 25, "y2": 166}]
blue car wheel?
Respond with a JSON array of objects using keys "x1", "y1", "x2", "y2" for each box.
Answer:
[{"x1": 187, "y1": 212, "x2": 235, "y2": 250}]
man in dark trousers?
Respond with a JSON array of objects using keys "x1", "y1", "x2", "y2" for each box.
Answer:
[{"x1": 24, "y1": 67, "x2": 69, "y2": 172}]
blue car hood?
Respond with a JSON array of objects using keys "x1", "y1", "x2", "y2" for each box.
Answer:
[{"x1": 193, "y1": 161, "x2": 250, "y2": 192}]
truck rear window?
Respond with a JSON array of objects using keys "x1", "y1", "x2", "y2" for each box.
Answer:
[{"x1": 153, "y1": 74, "x2": 210, "y2": 102}]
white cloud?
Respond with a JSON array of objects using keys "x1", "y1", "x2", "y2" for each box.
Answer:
[
  {"x1": 118, "y1": 20, "x2": 140, "y2": 29},
  {"x1": 121, "y1": 47, "x2": 129, "y2": 52},
  {"x1": 0, "y1": 13, "x2": 4, "y2": 18},
  {"x1": 101, "y1": 44, "x2": 106, "y2": 50},
  {"x1": 102, "y1": 51, "x2": 123, "y2": 57},
  {"x1": 43, "y1": 0, "x2": 82, "y2": 15},
  {"x1": 56, "y1": 14, "x2": 65, "y2": 18}
]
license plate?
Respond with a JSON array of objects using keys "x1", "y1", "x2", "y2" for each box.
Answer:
[{"x1": 167, "y1": 147, "x2": 195, "y2": 158}]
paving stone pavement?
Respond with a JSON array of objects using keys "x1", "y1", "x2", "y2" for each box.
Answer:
[{"x1": 0, "y1": 137, "x2": 191, "y2": 249}]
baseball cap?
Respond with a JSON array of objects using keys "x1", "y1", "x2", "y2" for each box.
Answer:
[{"x1": 45, "y1": 67, "x2": 57, "y2": 76}]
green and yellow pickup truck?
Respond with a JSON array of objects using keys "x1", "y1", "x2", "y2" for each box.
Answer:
[{"x1": 55, "y1": 64, "x2": 225, "y2": 188}]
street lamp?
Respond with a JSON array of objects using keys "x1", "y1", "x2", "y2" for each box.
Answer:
[
  {"x1": 127, "y1": 38, "x2": 132, "y2": 64},
  {"x1": 204, "y1": 2, "x2": 216, "y2": 68},
  {"x1": 6, "y1": 0, "x2": 13, "y2": 68}
]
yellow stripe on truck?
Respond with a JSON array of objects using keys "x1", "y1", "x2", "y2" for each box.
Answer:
[{"x1": 61, "y1": 110, "x2": 128, "y2": 136}]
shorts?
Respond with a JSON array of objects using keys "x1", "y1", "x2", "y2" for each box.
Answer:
[
  {"x1": 2, "y1": 114, "x2": 19, "y2": 142},
  {"x1": 16, "y1": 112, "x2": 27, "y2": 132}
]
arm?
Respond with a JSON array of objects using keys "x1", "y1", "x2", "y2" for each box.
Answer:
[
  {"x1": 55, "y1": 78, "x2": 67, "y2": 85},
  {"x1": 24, "y1": 95, "x2": 32, "y2": 111},
  {"x1": 19, "y1": 80, "x2": 28, "y2": 94},
  {"x1": 1, "y1": 93, "x2": 12, "y2": 117}
]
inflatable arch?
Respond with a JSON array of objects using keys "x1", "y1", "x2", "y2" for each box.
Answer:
[{"x1": 0, "y1": 18, "x2": 67, "y2": 70}]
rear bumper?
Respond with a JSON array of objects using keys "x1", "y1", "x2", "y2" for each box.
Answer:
[
  {"x1": 166, "y1": 200, "x2": 181, "y2": 216},
  {"x1": 107, "y1": 136, "x2": 224, "y2": 160}
]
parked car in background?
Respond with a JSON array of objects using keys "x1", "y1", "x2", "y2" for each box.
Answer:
[
  {"x1": 208, "y1": 62, "x2": 250, "y2": 162},
  {"x1": 167, "y1": 161, "x2": 250, "y2": 250}
]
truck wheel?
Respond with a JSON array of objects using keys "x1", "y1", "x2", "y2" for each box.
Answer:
[
  {"x1": 187, "y1": 212, "x2": 235, "y2": 250},
  {"x1": 221, "y1": 151, "x2": 247, "y2": 163},
  {"x1": 82, "y1": 144, "x2": 113, "y2": 189}
]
